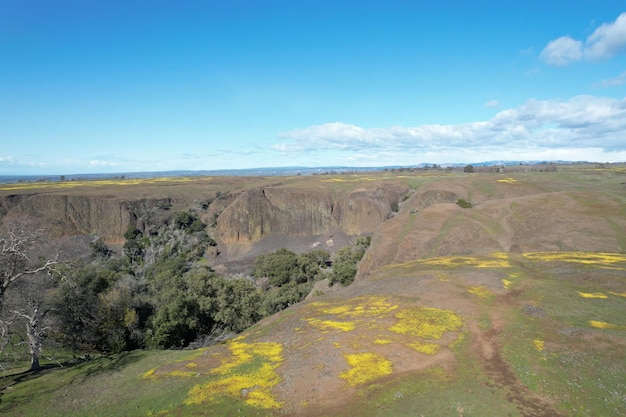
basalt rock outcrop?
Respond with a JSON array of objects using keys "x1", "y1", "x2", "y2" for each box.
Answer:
[
  {"x1": 0, "y1": 194, "x2": 172, "y2": 243},
  {"x1": 215, "y1": 185, "x2": 407, "y2": 245},
  {"x1": 1, "y1": 182, "x2": 409, "y2": 257}
]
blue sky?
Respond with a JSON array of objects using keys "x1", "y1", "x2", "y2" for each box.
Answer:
[{"x1": 1, "y1": 1, "x2": 626, "y2": 175}]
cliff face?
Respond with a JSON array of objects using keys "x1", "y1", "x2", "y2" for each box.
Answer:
[
  {"x1": 1, "y1": 182, "x2": 407, "y2": 250},
  {"x1": 215, "y1": 186, "x2": 406, "y2": 244},
  {"x1": 1, "y1": 194, "x2": 171, "y2": 243}
]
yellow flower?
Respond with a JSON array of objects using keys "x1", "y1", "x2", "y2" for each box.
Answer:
[
  {"x1": 468, "y1": 286, "x2": 492, "y2": 299},
  {"x1": 523, "y1": 252, "x2": 626, "y2": 268},
  {"x1": 497, "y1": 178, "x2": 518, "y2": 183},
  {"x1": 409, "y1": 341, "x2": 440, "y2": 355},
  {"x1": 589, "y1": 320, "x2": 618, "y2": 329},
  {"x1": 309, "y1": 296, "x2": 398, "y2": 318},
  {"x1": 390, "y1": 307, "x2": 462, "y2": 339},
  {"x1": 388, "y1": 252, "x2": 511, "y2": 269},
  {"x1": 340, "y1": 353, "x2": 393, "y2": 386},
  {"x1": 578, "y1": 292, "x2": 608, "y2": 299},
  {"x1": 304, "y1": 318, "x2": 356, "y2": 332},
  {"x1": 185, "y1": 340, "x2": 284, "y2": 409}
]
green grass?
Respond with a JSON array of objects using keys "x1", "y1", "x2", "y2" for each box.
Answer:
[
  {"x1": 0, "y1": 350, "x2": 205, "y2": 417},
  {"x1": 340, "y1": 336, "x2": 523, "y2": 417},
  {"x1": 501, "y1": 263, "x2": 626, "y2": 416}
]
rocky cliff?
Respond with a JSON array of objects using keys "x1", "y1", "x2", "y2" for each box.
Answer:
[
  {"x1": 215, "y1": 185, "x2": 407, "y2": 244},
  {"x1": 1, "y1": 180, "x2": 409, "y2": 256},
  {"x1": 0, "y1": 194, "x2": 172, "y2": 243}
]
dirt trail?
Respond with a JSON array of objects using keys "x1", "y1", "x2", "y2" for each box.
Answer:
[{"x1": 469, "y1": 311, "x2": 563, "y2": 417}]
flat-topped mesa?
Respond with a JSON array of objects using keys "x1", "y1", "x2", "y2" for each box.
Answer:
[{"x1": 215, "y1": 186, "x2": 406, "y2": 245}]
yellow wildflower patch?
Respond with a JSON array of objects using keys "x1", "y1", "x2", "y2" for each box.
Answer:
[
  {"x1": 578, "y1": 292, "x2": 608, "y2": 299},
  {"x1": 167, "y1": 370, "x2": 198, "y2": 378},
  {"x1": 409, "y1": 341, "x2": 441, "y2": 355},
  {"x1": 609, "y1": 292, "x2": 626, "y2": 298},
  {"x1": 374, "y1": 339, "x2": 392, "y2": 345},
  {"x1": 502, "y1": 279, "x2": 513, "y2": 289},
  {"x1": 523, "y1": 252, "x2": 626, "y2": 268},
  {"x1": 589, "y1": 320, "x2": 619, "y2": 329},
  {"x1": 141, "y1": 368, "x2": 157, "y2": 379},
  {"x1": 309, "y1": 296, "x2": 398, "y2": 318},
  {"x1": 468, "y1": 286, "x2": 492, "y2": 299},
  {"x1": 533, "y1": 339, "x2": 545, "y2": 351},
  {"x1": 402, "y1": 252, "x2": 511, "y2": 269},
  {"x1": 304, "y1": 318, "x2": 356, "y2": 332},
  {"x1": 390, "y1": 307, "x2": 462, "y2": 339},
  {"x1": 339, "y1": 353, "x2": 393, "y2": 386},
  {"x1": 321, "y1": 178, "x2": 349, "y2": 182},
  {"x1": 497, "y1": 178, "x2": 518, "y2": 183},
  {"x1": 185, "y1": 339, "x2": 284, "y2": 409},
  {"x1": 213, "y1": 340, "x2": 282, "y2": 375}
]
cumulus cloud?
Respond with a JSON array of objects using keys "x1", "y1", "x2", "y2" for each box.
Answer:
[
  {"x1": 586, "y1": 13, "x2": 626, "y2": 60},
  {"x1": 541, "y1": 13, "x2": 626, "y2": 66},
  {"x1": 540, "y1": 36, "x2": 583, "y2": 66},
  {"x1": 275, "y1": 95, "x2": 626, "y2": 159}
]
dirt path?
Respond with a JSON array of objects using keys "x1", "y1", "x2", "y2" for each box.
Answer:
[{"x1": 470, "y1": 313, "x2": 563, "y2": 417}]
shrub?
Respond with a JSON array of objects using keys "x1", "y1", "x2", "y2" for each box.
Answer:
[{"x1": 456, "y1": 198, "x2": 473, "y2": 208}]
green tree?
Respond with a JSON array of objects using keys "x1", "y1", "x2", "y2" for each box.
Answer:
[
  {"x1": 329, "y1": 237, "x2": 370, "y2": 287},
  {"x1": 97, "y1": 278, "x2": 143, "y2": 352},
  {"x1": 53, "y1": 266, "x2": 115, "y2": 353},
  {"x1": 456, "y1": 198, "x2": 473, "y2": 208},
  {"x1": 123, "y1": 226, "x2": 146, "y2": 264},
  {"x1": 253, "y1": 248, "x2": 299, "y2": 287},
  {"x1": 173, "y1": 211, "x2": 205, "y2": 233},
  {"x1": 262, "y1": 282, "x2": 314, "y2": 316},
  {"x1": 295, "y1": 250, "x2": 330, "y2": 283},
  {"x1": 213, "y1": 278, "x2": 262, "y2": 333}
]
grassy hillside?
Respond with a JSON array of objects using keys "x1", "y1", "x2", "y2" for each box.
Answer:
[{"x1": 1, "y1": 164, "x2": 625, "y2": 416}]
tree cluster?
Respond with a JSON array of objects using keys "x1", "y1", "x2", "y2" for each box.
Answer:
[{"x1": 1, "y1": 210, "x2": 372, "y2": 370}]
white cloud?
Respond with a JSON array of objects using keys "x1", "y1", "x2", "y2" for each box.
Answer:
[
  {"x1": 593, "y1": 71, "x2": 626, "y2": 88},
  {"x1": 275, "y1": 95, "x2": 626, "y2": 161},
  {"x1": 541, "y1": 13, "x2": 626, "y2": 66},
  {"x1": 585, "y1": 13, "x2": 626, "y2": 60},
  {"x1": 540, "y1": 36, "x2": 583, "y2": 66},
  {"x1": 485, "y1": 100, "x2": 500, "y2": 108},
  {"x1": 0, "y1": 156, "x2": 17, "y2": 164},
  {"x1": 89, "y1": 159, "x2": 118, "y2": 167}
]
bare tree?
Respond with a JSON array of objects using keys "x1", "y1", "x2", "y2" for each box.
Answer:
[
  {"x1": 9, "y1": 272, "x2": 58, "y2": 371},
  {"x1": 0, "y1": 224, "x2": 57, "y2": 371},
  {"x1": 0, "y1": 226, "x2": 57, "y2": 313}
]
